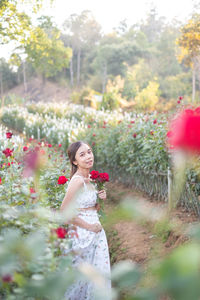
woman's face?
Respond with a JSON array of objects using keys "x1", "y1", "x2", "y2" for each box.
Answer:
[{"x1": 74, "y1": 143, "x2": 94, "y2": 169}]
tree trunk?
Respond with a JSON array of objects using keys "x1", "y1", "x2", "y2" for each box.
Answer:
[
  {"x1": 192, "y1": 66, "x2": 196, "y2": 103},
  {"x1": 70, "y1": 56, "x2": 74, "y2": 87},
  {"x1": 23, "y1": 60, "x2": 27, "y2": 93},
  {"x1": 102, "y1": 62, "x2": 107, "y2": 94},
  {"x1": 77, "y1": 48, "x2": 81, "y2": 86}
]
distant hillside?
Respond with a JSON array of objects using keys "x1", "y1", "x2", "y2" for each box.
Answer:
[{"x1": 4, "y1": 77, "x2": 72, "y2": 103}]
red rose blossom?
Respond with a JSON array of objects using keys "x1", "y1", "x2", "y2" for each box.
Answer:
[
  {"x1": 2, "y1": 274, "x2": 13, "y2": 283},
  {"x1": 90, "y1": 170, "x2": 99, "y2": 180},
  {"x1": 0, "y1": 177, "x2": 2, "y2": 184},
  {"x1": 98, "y1": 172, "x2": 109, "y2": 182},
  {"x1": 23, "y1": 146, "x2": 28, "y2": 152},
  {"x1": 177, "y1": 100, "x2": 181, "y2": 104},
  {"x1": 48, "y1": 144, "x2": 52, "y2": 148},
  {"x1": 153, "y1": 119, "x2": 157, "y2": 124},
  {"x1": 167, "y1": 108, "x2": 200, "y2": 154},
  {"x1": 55, "y1": 227, "x2": 67, "y2": 239},
  {"x1": 58, "y1": 176, "x2": 68, "y2": 185},
  {"x1": 179, "y1": 96, "x2": 183, "y2": 100},
  {"x1": 58, "y1": 144, "x2": 62, "y2": 147},
  {"x1": 133, "y1": 133, "x2": 137, "y2": 138},
  {"x1": 30, "y1": 187, "x2": 36, "y2": 194},
  {"x1": 3, "y1": 148, "x2": 13, "y2": 158},
  {"x1": 6, "y1": 132, "x2": 13, "y2": 139}
]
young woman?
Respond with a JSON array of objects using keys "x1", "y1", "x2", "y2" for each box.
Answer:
[{"x1": 60, "y1": 141, "x2": 111, "y2": 300}]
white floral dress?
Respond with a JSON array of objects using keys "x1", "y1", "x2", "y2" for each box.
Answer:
[{"x1": 64, "y1": 175, "x2": 111, "y2": 300}]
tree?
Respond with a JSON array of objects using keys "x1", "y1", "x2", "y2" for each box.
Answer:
[
  {"x1": 0, "y1": 0, "x2": 49, "y2": 44},
  {"x1": 63, "y1": 10, "x2": 101, "y2": 86},
  {"x1": 177, "y1": 15, "x2": 200, "y2": 102},
  {"x1": 24, "y1": 25, "x2": 72, "y2": 85}
]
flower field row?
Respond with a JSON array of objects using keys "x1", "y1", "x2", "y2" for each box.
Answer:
[{"x1": 1, "y1": 103, "x2": 200, "y2": 215}]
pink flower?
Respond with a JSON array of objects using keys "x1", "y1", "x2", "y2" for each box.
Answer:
[
  {"x1": 131, "y1": 120, "x2": 135, "y2": 124},
  {"x1": 48, "y1": 144, "x2": 52, "y2": 148},
  {"x1": 23, "y1": 146, "x2": 28, "y2": 152},
  {"x1": 177, "y1": 100, "x2": 181, "y2": 104},
  {"x1": 153, "y1": 119, "x2": 157, "y2": 124},
  {"x1": 133, "y1": 133, "x2": 137, "y2": 138},
  {"x1": 92, "y1": 133, "x2": 96, "y2": 137},
  {"x1": 58, "y1": 144, "x2": 62, "y2": 147},
  {"x1": 58, "y1": 176, "x2": 68, "y2": 185},
  {"x1": 179, "y1": 96, "x2": 183, "y2": 100},
  {"x1": 0, "y1": 177, "x2": 2, "y2": 184},
  {"x1": 6, "y1": 132, "x2": 13, "y2": 139}
]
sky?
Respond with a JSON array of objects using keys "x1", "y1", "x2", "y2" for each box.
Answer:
[
  {"x1": 40, "y1": 0, "x2": 195, "y2": 32},
  {"x1": 1, "y1": 0, "x2": 197, "y2": 60}
]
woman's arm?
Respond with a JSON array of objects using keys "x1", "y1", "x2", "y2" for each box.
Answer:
[{"x1": 60, "y1": 178, "x2": 102, "y2": 233}]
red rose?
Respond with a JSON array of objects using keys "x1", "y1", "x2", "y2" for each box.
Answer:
[
  {"x1": 133, "y1": 133, "x2": 137, "y2": 138},
  {"x1": 0, "y1": 178, "x2": 2, "y2": 184},
  {"x1": 153, "y1": 119, "x2": 157, "y2": 124},
  {"x1": 55, "y1": 227, "x2": 67, "y2": 239},
  {"x1": 179, "y1": 96, "x2": 183, "y2": 100},
  {"x1": 2, "y1": 274, "x2": 13, "y2": 283},
  {"x1": 6, "y1": 132, "x2": 13, "y2": 139},
  {"x1": 131, "y1": 120, "x2": 135, "y2": 124},
  {"x1": 48, "y1": 144, "x2": 52, "y2": 148},
  {"x1": 98, "y1": 172, "x2": 109, "y2": 182},
  {"x1": 7, "y1": 163, "x2": 10, "y2": 167},
  {"x1": 92, "y1": 133, "x2": 96, "y2": 137},
  {"x1": 88, "y1": 125, "x2": 91, "y2": 128},
  {"x1": 177, "y1": 100, "x2": 181, "y2": 104},
  {"x1": 30, "y1": 187, "x2": 36, "y2": 193},
  {"x1": 90, "y1": 170, "x2": 99, "y2": 180},
  {"x1": 23, "y1": 146, "x2": 28, "y2": 152},
  {"x1": 2, "y1": 148, "x2": 13, "y2": 157},
  {"x1": 58, "y1": 176, "x2": 68, "y2": 184},
  {"x1": 167, "y1": 108, "x2": 200, "y2": 154},
  {"x1": 58, "y1": 144, "x2": 62, "y2": 147}
]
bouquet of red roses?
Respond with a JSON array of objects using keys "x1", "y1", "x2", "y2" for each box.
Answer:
[{"x1": 90, "y1": 170, "x2": 109, "y2": 216}]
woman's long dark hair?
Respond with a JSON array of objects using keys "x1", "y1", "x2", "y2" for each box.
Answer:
[{"x1": 67, "y1": 141, "x2": 90, "y2": 179}]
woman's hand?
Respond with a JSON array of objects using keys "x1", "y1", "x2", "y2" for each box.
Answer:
[
  {"x1": 88, "y1": 223, "x2": 102, "y2": 233},
  {"x1": 98, "y1": 189, "x2": 107, "y2": 201}
]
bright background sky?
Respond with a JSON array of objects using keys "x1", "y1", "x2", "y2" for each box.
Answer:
[
  {"x1": 40, "y1": 0, "x2": 195, "y2": 32},
  {"x1": 1, "y1": 0, "x2": 196, "y2": 60}
]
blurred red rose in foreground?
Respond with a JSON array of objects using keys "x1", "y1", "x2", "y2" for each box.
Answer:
[
  {"x1": 58, "y1": 176, "x2": 68, "y2": 184},
  {"x1": 167, "y1": 107, "x2": 200, "y2": 154},
  {"x1": 0, "y1": 177, "x2": 2, "y2": 184}
]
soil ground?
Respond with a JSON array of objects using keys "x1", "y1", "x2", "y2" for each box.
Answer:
[{"x1": 105, "y1": 181, "x2": 198, "y2": 266}]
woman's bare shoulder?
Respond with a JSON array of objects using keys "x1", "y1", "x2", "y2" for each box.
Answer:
[{"x1": 68, "y1": 176, "x2": 84, "y2": 190}]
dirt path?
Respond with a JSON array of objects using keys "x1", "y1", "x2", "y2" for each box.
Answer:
[{"x1": 105, "y1": 182, "x2": 198, "y2": 266}]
